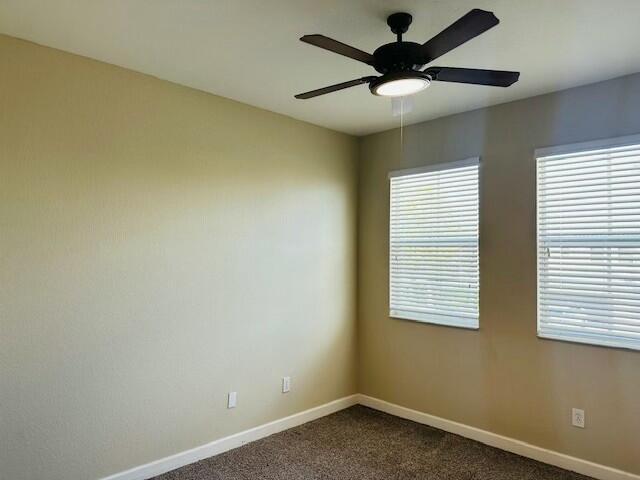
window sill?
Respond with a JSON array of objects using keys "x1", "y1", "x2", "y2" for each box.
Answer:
[
  {"x1": 390, "y1": 311, "x2": 479, "y2": 330},
  {"x1": 537, "y1": 332, "x2": 640, "y2": 352}
]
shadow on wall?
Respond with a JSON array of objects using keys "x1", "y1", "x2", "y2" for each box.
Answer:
[{"x1": 358, "y1": 73, "x2": 640, "y2": 474}]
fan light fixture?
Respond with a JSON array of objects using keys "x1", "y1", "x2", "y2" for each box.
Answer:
[{"x1": 370, "y1": 73, "x2": 431, "y2": 97}]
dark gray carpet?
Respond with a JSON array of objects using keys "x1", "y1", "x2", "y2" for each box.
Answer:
[{"x1": 153, "y1": 405, "x2": 593, "y2": 480}]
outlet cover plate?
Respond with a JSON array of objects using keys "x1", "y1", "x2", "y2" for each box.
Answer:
[
  {"x1": 228, "y1": 391, "x2": 237, "y2": 409},
  {"x1": 572, "y1": 408, "x2": 585, "y2": 428}
]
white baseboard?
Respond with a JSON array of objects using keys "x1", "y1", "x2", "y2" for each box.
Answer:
[
  {"x1": 101, "y1": 393, "x2": 638, "y2": 480},
  {"x1": 100, "y1": 394, "x2": 359, "y2": 480},
  {"x1": 357, "y1": 394, "x2": 639, "y2": 480}
]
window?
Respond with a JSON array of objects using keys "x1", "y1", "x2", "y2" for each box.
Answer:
[
  {"x1": 536, "y1": 135, "x2": 640, "y2": 350},
  {"x1": 389, "y1": 158, "x2": 480, "y2": 329}
]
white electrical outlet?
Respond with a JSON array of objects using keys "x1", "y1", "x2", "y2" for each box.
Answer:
[
  {"x1": 228, "y1": 391, "x2": 237, "y2": 409},
  {"x1": 572, "y1": 408, "x2": 585, "y2": 428},
  {"x1": 282, "y1": 376, "x2": 291, "y2": 393}
]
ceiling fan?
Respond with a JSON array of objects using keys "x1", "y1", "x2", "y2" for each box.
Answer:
[{"x1": 295, "y1": 9, "x2": 519, "y2": 99}]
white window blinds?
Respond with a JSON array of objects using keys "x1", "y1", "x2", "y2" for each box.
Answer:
[
  {"x1": 389, "y1": 158, "x2": 480, "y2": 329},
  {"x1": 536, "y1": 137, "x2": 640, "y2": 350}
]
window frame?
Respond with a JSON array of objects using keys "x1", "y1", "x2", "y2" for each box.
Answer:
[
  {"x1": 388, "y1": 157, "x2": 481, "y2": 330},
  {"x1": 535, "y1": 133, "x2": 640, "y2": 351}
]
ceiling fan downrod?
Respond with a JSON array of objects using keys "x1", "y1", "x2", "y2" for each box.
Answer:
[{"x1": 387, "y1": 12, "x2": 413, "y2": 43}]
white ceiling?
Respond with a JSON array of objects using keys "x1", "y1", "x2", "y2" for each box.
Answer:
[{"x1": 1, "y1": 0, "x2": 640, "y2": 136}]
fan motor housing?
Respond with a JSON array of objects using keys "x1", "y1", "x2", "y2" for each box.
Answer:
[{"x1": 373, "y1": 42, "x2": 426, "y2": 74}]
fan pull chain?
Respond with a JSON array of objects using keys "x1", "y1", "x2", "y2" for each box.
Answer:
[
  {"x1": 399, "y1": 96, "x2": 407, "y2": 160},
  {"x1": 391, "y1": 96, "x2": 410, "y2": 158},
  {"x1": 400, "y1": 99, "x2": 404, "y2": 159}
]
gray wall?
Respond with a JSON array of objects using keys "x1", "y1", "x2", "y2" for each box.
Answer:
[{"x1": 358, "y1": 73, "x2": 640, "y2": 475}]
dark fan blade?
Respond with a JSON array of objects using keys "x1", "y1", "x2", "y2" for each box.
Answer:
[
  {"x1": 300, "y1": 35, "x2": 375, "y2": 65},
  {"x1": 425, "y1": 67, "x2": 519, "y2": 87},
  {"x1": 420, "y1": 9, "x2": 499, "y2": 63},
  {"x1": 295, "y1": 77, "x2": 376, "y2": 99}
]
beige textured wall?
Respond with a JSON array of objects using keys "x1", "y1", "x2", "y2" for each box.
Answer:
[
  {"x1": 0, "y1": 35, "x2": 358, "y2": 480},
  {"x1": 358, "y1": 73, "x2": 640, "y2": 475}
]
